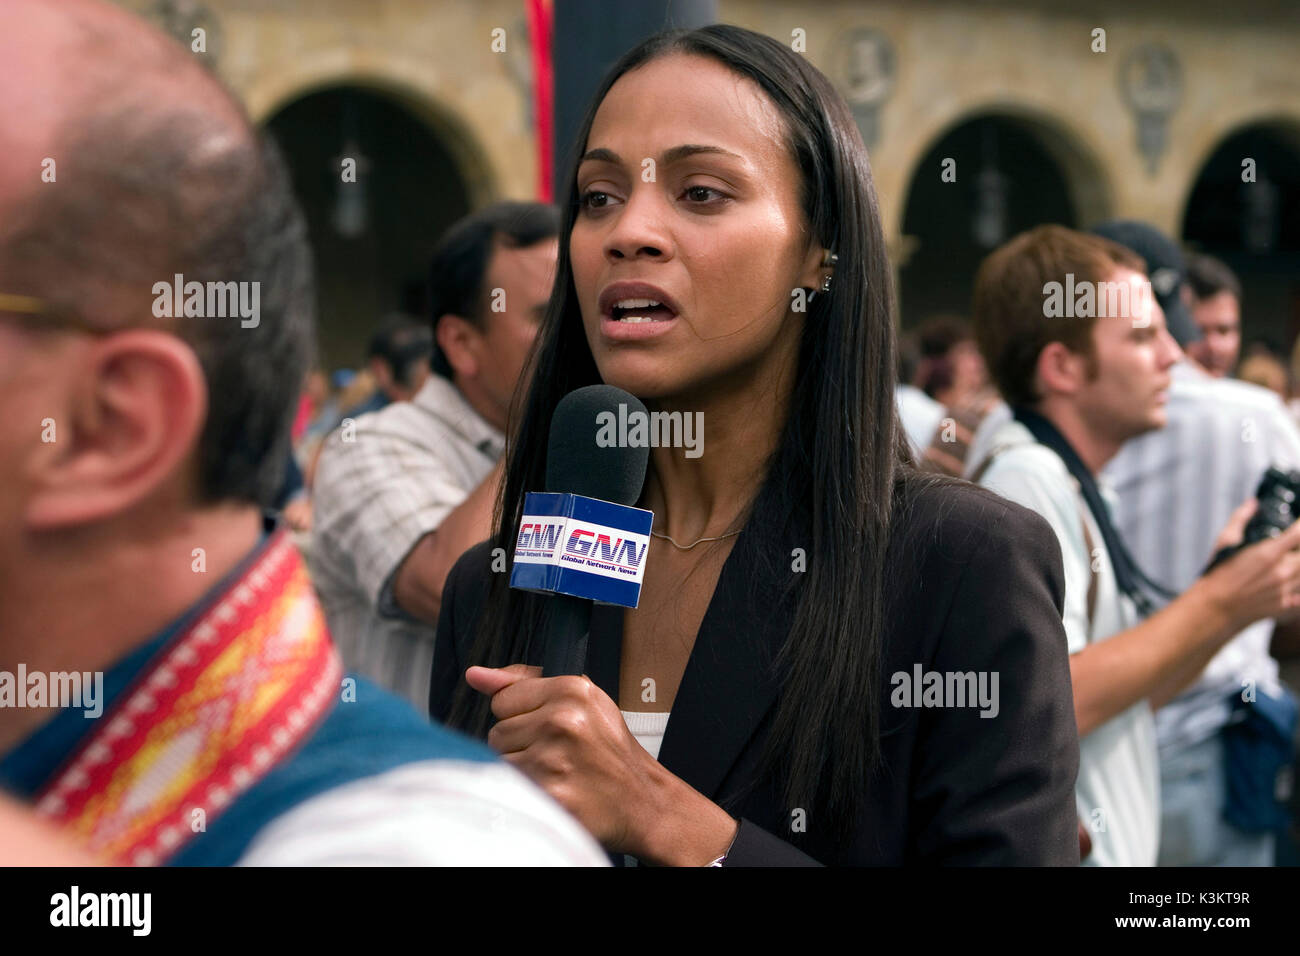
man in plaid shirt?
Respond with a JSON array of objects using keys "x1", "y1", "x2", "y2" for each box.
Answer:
[{"x1": 310, "y1": 203, "x2": 559, "y2": 708}]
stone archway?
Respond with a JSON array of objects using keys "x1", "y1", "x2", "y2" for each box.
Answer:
[
  {"x1": 896, "y1": 109, "x2": 1112, "y2": 328},
  {"x1": 1181, "y1": 118, "x2": 1300, "y2": 354},
  {"x1": 263, "y1": 84, "x2": 476, "y2": 371}
]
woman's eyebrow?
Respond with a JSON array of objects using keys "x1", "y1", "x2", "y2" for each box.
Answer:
[
  {"x1": 579, "y1": 144, "x2": 746, "y2": 167},
  {"x1": 661, "y1": 144, "x2": 745, "y2": 165}
]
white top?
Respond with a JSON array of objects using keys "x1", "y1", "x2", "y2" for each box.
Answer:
[
  {"x1": 237, "y1": 760, "x2": 609, "y2": 866},
  {"x1": 895, "y1": 384, "x2": 946, "y2": 454},
  {"x1": 965, "y1": 399, "x2": 1012, "y2": 477},
  {"x1": 309, "y1": 376, "x2": 505, "y2": 709},
  {"x1": 621, "y1": 710, "x2": 671, "y2": 762},
  {"x1": 977, "y1": 418, "x2": 1159, "y2": 867},
  {"x1": 1104, "y1": 361, "x2": 1300, "y2": 755}
]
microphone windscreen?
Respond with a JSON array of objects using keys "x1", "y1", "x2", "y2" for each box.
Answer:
[{"x1": 546, "y1": 385, "x2": 649, "y2": 505}]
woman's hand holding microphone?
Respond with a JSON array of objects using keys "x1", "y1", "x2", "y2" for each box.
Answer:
[{"x1": 465, "y1": 664, "x2": 738, "y2": 866}]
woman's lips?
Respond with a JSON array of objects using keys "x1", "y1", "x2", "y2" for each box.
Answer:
[{"x1": 599, "y1": 310, "x2": 678, "y2": 340}]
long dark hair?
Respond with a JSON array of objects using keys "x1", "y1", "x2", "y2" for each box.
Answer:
[{"x1": 447, "y1": 24, "x2": 925, "y2": 841}]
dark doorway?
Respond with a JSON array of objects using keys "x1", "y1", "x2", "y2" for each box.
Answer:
[
  {"x1": 264, "y1": 86, "x2": 473, "y2": 371},
  {"x1": 1182, "y1": 122, "x2": 1300, "y2": 355},
  {"x1": 898, "y1": 115, "x2": 1086, "y2": 328}
]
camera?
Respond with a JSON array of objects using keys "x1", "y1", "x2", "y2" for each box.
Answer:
[
  {"x1": 1244, "y1": 467, "x2": 1300, "y2": 545},
  {"x1": 1207, "y1": 466, "x2": 1300, "y2": 571}
]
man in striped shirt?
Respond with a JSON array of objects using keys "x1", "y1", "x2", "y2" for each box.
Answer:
[
  {"x1": 969, "y1": 224, "x2": 1300, "y2": 866},
  {"x1": 1098, "y1": 227, "x2": 1300, "y2": 865}
]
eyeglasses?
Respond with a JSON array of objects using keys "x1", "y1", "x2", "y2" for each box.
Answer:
[
  {"x1": 0, "y1": 292, "x2": 216, "y2": 338},
  {"x1": 0, "y1": 292, "x2": 111, "y2": 335}
]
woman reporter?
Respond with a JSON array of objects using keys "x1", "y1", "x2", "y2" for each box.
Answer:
[{"x1": 430, "y1": 24, "x2": 1079, "y2": 865}]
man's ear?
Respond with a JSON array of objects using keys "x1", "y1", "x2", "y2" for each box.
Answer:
[
  {"x1": 1034, "y1": 340, "x2": 1088, "y2": 399},
  {"x1": 367, "y1": 355, "x2": 394, "y2": 394},
  {"x1": 24, "y1": 330, "x2": 207, "y2": 530},
  {"x1": 435, "y1": 314, "x2": 480, "y2": 380}
]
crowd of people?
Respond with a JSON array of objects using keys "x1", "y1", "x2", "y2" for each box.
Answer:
[{"x1": 2, "y1": 0, "x2": 1298, "y2": 869}]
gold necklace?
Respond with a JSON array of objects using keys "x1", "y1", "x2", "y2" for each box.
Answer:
[{"x1": 649, "y1": 528, "x2": 743, "y2": 551}]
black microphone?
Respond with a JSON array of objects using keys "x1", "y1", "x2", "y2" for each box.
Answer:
[{"x1": 537, "y1": 385, "x2": 650, "y2": 677}]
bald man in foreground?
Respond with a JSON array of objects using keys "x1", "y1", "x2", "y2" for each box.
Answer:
[{"x1": 0, "y1": 0, "x2": 604, "y2": 866}]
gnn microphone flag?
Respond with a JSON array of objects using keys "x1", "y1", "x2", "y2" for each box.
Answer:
[{"x1": 510, "y1": 491, "x2": 653, "y2": 608}]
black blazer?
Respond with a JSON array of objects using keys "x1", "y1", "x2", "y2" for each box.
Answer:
[{"x1": 430, "y1": 479, "x2": 1080, "y2": 865}]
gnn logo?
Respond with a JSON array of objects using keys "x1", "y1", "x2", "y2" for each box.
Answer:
[{"x1": 517, "y1": 522, "x2": 647, "y2": 569}]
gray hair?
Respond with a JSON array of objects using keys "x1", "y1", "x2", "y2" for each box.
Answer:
[{"x1": 2, "y1": 101, "x2": 315, "y2": 508}]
